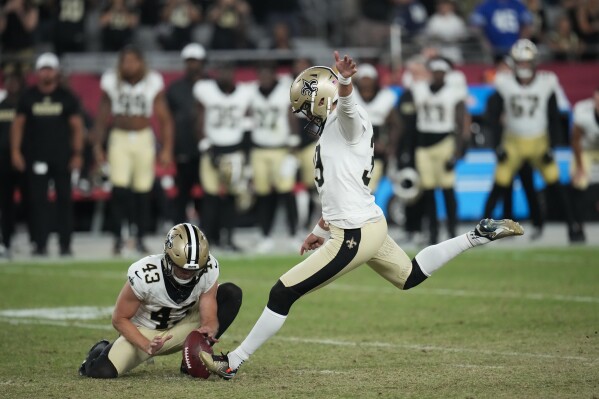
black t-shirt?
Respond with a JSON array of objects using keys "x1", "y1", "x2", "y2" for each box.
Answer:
[
  {"x1": 166, "y1": 77, "x2": 200, "y2": 161},
  {"x1": 0, "y1": 97, "x2": 17, "y2": 158},
  {"x1": 17, "y1": 85, "x2": 81, "y2": 163}
]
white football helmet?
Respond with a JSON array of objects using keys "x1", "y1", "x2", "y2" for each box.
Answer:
[
  {"x1": 289, "y1": 66, "x2": 339, "y2": 136},
  {"x1": 509, "y1": 39, "x2": 538, "y2": 80}
]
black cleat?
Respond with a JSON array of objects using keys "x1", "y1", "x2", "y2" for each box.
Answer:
[{"x1": 79, "y1": 339, "x2": 110, "y2": 376}]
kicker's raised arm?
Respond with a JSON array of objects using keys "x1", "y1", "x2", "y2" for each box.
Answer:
[{"x1": 334, "y1": 51, "x2": 363, "y2": 144}]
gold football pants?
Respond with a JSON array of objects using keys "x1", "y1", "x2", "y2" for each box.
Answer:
[{"x1": 107, "y1": 128, "x2": 155, "y2": 192}]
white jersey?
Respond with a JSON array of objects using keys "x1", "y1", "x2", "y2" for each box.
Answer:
[
  {"x1": 127, "y1": 253, "x2": 219, "y2": 330},
  {"x1": 250, "y1": 76, "x2": 293, "y2": 147},
  {"x1": 100, "y1": 69, "x2": 164, "y2": 117},
  {"x1": 573, "y1": 98, "x2": 599, "y2": 151},
  {"x1": 354, "y1": 88, "x2": 397, "y2": 127},
  {"x1": 193, "y1": 80, "x2": 253, "y2": 147},
  {"x1": 412, "y1": 80, "x2": 467, "y2": 133},
  {"x1": 316, "y1": 91, "x2": 384, "y2": 229},
  {"x1": 495, "y1": 71, "x2": 558, "y2": 137}
]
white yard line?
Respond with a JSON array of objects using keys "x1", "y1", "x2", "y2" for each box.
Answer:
[
  {"x1": 328, "y1": 283, "x2": 599, "y2": 304},
  {"x1": 1, "y1": 316, "x2": 595, "y2": 364}
]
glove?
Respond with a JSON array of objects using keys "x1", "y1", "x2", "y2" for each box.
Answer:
[
  {"x1": 542, "y1": 149, "x2": 554, "y2": 164},
  {"x1": 495, "y1": 147, "x2": 507, "y2": 163}
]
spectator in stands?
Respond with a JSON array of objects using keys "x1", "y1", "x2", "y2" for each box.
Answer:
[
  {"x1": 0, "y1": 71, "x2": 25, "y2": 259},
  {"x1": 576, "y1": 0, "x2": 599, "y2": 59},
  {"x1": 53, "y1": 0, "x2": 87, "y2": 56},
  {"x1": 547, "y1": 14, "x2": 585, "y2": 60},
  {"x1": 423, "y1": 0, "x2": 468, "y2": 63},
  {"x1": 166, "y1": 43, "x2": 206, "y2": 224},
  {"x1": 470, "y1": 0, "x2": 533, "y2": 61},
  {"x1": 270, "y1": 21, "x2": 292, "y2": 50},
  {"x1": 526, "y1": 0, "x2": 547, "y2": 43},
  {"x1": 207, "y1": 0, "x2": 253, "y2": 50},
  {"x1": 392, "y1": 0, "x2": 428, "y2": 39},
  {"x1": 100, "y1": 0, "x2": 139, "y2": 51},
  {"x1": 352, "y1": 0, "x2": 392, "y2": 47},
  {"x1": 158, "y1": 0, "x2": 201, "y2": 50},
  {"x1": 0, "y1": 0, "x2": 38, "y2": 72},
  {"x1": 10, "y1": 53, "x2": 84, "y2": 256}
]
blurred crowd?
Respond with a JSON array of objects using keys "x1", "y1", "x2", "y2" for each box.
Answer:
[
  {"x1": 2, "y1": 0, "x2": 599, "y2": 73},
  {"x1": 1, "y1": 0, "x2": 599, "y2": 258}
]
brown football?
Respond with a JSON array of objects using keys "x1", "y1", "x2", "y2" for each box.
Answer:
[{"x1": 182, "y1": 331, "x2": 213, "y2": 379}]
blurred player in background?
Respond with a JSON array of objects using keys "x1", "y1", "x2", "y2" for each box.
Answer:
[
  {"x1": 292, "y1": 58, "x2": 320, "y2": 228},
  {"x1": 79, "y1": 223, "x2": 242, "y2": 378},
  {"x1": 411, "y1": 57, "x2": 471, "y2": 244},
  {"x1": 484, "y1": 39, "x2": 584, "y2": 242},
  {"x1": 0, "y1": 71, "x2": 25, "y2": 258},
  {"x1": 93, "y1": 46, "x2": 174, "y2": 255},
  {"x1": 570, "y1": 87, "x2": 599, "y2": 238},
  {"x1": 166, "y1": 43, "x2": 206, "y2": 224},
  {"x1": 249, "y1": 61, "x2": 300, "y2": 253},
  {"x1": 353, "y1": 63, "x2": 400, "y2": 193},
  {"x1": 194, "y1": 62, "x2": 252, "y2": 251},
  {"x1": 200, "y1": 52, "x2": 523, "y2": 380},
  {"x1": 11, "y1": 53, "x2": 84, "y2": 256}
]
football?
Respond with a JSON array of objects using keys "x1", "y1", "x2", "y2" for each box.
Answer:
[{"x1": 182, "y1": 330, "x2": 213, "y2": 379}]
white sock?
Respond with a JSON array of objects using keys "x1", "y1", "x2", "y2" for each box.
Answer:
[
  {"x1": 228, "y1": 307, "x2": 287, "y2": 370},
  {"x1": 415, "y1": 232, "x2": 488, "y2": 276}
]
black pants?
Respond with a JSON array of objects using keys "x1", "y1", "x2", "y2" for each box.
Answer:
[
  {"x1": 27, "y1": 161, "x2": 72, "y2": 251},
  {"x1": 174, "y1": 159, "x2": 200, "y2": 224},
  {"x1": 0, "y1": 161, "x2": 26, "y2": 249}
]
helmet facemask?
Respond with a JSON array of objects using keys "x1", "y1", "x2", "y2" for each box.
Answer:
[
  {"x1": 509, "y1": 39, "x2": 538, "y2": 81},
  {"x1": 290, "y1": 66, "x2": 339, "y2": 137}
]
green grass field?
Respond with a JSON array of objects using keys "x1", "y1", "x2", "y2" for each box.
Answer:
[{"x1": 1, "y1": 248, "x2": 598, "y2": 398}]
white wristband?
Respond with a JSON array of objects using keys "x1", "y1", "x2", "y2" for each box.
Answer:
[
  {"x1": 312, "y1": 224, "x2": 331, "y2": 240},
  {"x1": 338, "y1": 75, "x2": 351, "y2": 85}
]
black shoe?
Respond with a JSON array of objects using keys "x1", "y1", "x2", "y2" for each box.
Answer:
[
  {"x1": 113, "y1": 239, "x2": 124, "y2": 256},
  {"x1": 79, "y1": 339, "x2": 110, "y2": 376},
  {"x1": 136, "y1": 240, "x2": 149, "y2": 254},
  {"x1": 60, "y1": 247, "x2": 73, "y2": 257},
  {"x1": 32, "y1": 246, "x2": 47, "y2": 256},
  {"x1": 568, "y1": 225, "x2": 586, "y2": 243},
  {"x1": 529, "y1": 227, "x2": 543, "y2": 241},
  {"x1": 221, "y1": 242, "x2": 242, "y2": 253}
]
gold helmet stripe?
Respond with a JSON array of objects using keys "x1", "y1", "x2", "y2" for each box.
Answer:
[{"x1": 182, "y1": 223, "x2": 197, "y2": 265}]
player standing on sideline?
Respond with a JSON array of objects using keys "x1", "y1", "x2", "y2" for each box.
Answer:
[
  {"x1": 93, "y1": 46, "x2": 174, "y2": 255},
  {"x1": 0, "y1": 72, "x2": 25, "y2": 259},
  {"x1": 78, "y1": 223, "x2": 242, "y2": 378},
  {"x1": 166, "y1": 43, "x2": 206, "y2": 224},
  {"x1": 483, "y1": 39, "x2": 584, "y2": 243},
  {"x1": 353, "y1": 63, "x2": 400, "y2": 193},
  {"x1": 411, "y1": 57, "x2": 471, "y2": 244},
  {"x1": 200, "y1": 51, "x2": 524, "y2": 379},
  {"x1": 10, "y1": 53, "x2": 85, "y2": 256},
  {"x1": 194, "y1": 63, "x2": 253, "y2": 252},
  {"x1": 570, "y1": 87, "x2": 599, "y2": 238},
  {"x1": 249, "y1": 61, "x2": 300, "y2": 254},
  {"x1": 292, "y1": 58, "x2": 320, "y2": 229}
]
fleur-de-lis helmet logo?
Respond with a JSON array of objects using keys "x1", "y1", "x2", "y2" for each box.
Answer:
[{"x1": 301, "y1": 79, "x2": 318, "y2": 96}]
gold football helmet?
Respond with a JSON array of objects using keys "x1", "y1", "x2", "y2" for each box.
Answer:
[
  {"x1": 164, "y1": 223, "x2": 210, "y2": 279},
  {"x1": 509, "y1": 39, "x2": 538, "y2": 79},
  {"x1": 290, "y1": 66, "x2": 339, "y2": 136}
]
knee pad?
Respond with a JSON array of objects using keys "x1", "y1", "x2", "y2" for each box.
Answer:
[
  {"x1": 266, "y1": 280, "x2": 302, "y2": 316},
  {"x1": 85, "y1": 343, "x2": 118, "y2": 379},
  {"x1": 217, "y1": 282, "x2": 243, "y2": 304}
]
